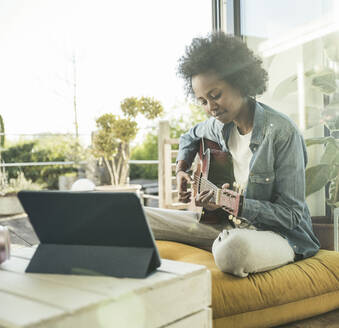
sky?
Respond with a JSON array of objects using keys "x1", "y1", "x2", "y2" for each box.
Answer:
[{"x1": 0, "y1": 0, "x2": 212, "y2": 143}]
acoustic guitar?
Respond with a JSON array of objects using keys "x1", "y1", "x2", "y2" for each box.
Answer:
[{"x1": 188, "y1": 138, "x2": 245, "y2": 226}]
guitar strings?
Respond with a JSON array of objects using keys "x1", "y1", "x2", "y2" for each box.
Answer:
[
  {"x1": 192, "y1": 174, "x2": 235, "y2": 207},
  {"x1": 193, "y1": 175, "x2": 218, "y2": 192},
  {"x1": 191, "y1": 173, "x2": 242, "y2": 220},
  {"x1": 192, "y1": 174, "x2": 217, "y2": 190}
]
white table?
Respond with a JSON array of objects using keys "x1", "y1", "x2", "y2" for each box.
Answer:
[{"x1": 0, "y1": 245, "x2": 212, "y2": 328}]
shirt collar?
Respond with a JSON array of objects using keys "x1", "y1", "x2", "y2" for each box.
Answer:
[{"x1": 250, "y1": 100, "x2": 266, "y2": 146}]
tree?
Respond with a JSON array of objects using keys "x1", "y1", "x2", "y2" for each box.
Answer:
[
  {"x1": 36, "y1": 50, "x2": 82, "y2": 162},
  {"x1": 92, "y1": 96, "x2": 164, "y2": 185},
  {"x1": 130, "y1": 132, "x2": 158, "y2": 180},
  {"x1": 129, "y1": 101, "x2": 207, "y2": 179}
]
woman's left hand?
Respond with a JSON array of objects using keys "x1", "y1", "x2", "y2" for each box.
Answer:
[{"x1": 195, "y1": 190, "x2": 221, "y2": 211}]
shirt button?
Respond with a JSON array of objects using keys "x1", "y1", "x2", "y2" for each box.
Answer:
[{"x1": 265, "y1": 178, "x2": 270, "y2": 182}]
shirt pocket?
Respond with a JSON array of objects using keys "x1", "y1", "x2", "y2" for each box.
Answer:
[
  {"x1": 247, "y1": 171, "x2": 275, "y2": 201},
  {"x1": 249, "y1": 171, "x2": 275, "y2": 184}
]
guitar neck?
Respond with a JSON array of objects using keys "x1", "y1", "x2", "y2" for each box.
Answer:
[{"x1": 195, "y1": 175, "x2": 242, "y2": 217}]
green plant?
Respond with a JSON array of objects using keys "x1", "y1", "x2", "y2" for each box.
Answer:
[
  {"x1": 63, "y1": 171, "x2": 77, "y2": 177},
  {"x1": 1, "y1": 136, "x2": 87, "y2": 189},
  {"x1": 129, "y1": 102, "x2": 207, "y2": 180},
  {"x1": 304, "y1": 32, "x2": 339, "y2": 209},
  {"x1": 92, "y1": 96, "x2": 164, "y2": 185},
  {"x1": 0, "y1": 152, "x2": 43, "y2": 196},
  {"x1": 169, "y1": 102, "x2": 207, "y2": 139},
  {"x1": 0, "y1": 171, "x2": 43, "y2": 196},
  {"x1": 305, "y1": 137, "x2": 339, "y2": 208},
  {"x1": 130, "y1": 132, "x2": 159, "y2": 180}
]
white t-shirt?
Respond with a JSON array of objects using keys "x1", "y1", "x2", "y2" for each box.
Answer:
[{"x1": 228, "y1": 124, "x2": 253, "y2": 189}]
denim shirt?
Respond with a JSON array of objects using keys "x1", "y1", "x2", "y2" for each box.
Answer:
[{"x1": 177, "y1": 100, "x2": 320, "y2": 259}]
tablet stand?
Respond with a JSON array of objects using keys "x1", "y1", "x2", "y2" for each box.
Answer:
[{"x1": 26, "y1": 244, "x2": 159, "y2": 278}]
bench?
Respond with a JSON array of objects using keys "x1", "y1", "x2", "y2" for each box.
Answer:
[{"x1": 156, "y1": 240, "x2": 339, "y2": 328}]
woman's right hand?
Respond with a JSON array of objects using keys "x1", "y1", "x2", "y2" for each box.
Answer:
[{"x1": 177, "y1": 170, "x2": 192, "y2": 203}]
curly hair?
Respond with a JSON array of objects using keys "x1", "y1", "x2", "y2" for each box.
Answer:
[{"x1": 177, "y1": 32, "x2": 268, "y2": 98}]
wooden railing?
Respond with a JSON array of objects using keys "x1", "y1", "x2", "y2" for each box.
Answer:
[{"x1": 157, "y1": 120, "x2": 189, "y2": 210}]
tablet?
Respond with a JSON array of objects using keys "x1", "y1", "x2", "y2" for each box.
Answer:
[{"x1": 18, "y1": 190, "x2": 161, "y2": 277}]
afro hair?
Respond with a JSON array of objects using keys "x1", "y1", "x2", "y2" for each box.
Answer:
[{"x1": 177, "y1": 32, "x2": 268, "y2": 98}]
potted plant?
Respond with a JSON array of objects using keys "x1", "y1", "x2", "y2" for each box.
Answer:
[
  {"x1": 0, "y1": 162, "x2": 43, "y2": 216},
  {"x1": 304, "y1": 33, "x2": 339, "y2": 249},
  {"x1": 305, "y1": 135, "x2": 339, "y2": 209},
  {"x1": 92, "y1": 96, "x2": 163, "y2": 193},
  {"x1": 305, "y1": 117, "x2": 339, "y2": 250},
  {"x1": 0, "y1": 119, "x2": 42, "y2": 215}
]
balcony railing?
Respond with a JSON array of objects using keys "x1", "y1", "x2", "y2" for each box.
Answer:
[{"x1": 0, "y1": 121, "x2": 186, "y2": 210}]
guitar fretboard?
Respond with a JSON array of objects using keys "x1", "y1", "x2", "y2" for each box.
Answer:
[
  {"x1": 193, "y1": 174, "x2": 218, "y2": 200},
  {"x1": 193, "y1": 174, "x2": 239, "y2": 215}
]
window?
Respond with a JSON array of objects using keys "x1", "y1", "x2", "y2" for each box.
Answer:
[{"x1": 237, "y1": 0, "x2": 339, "y2": 216}]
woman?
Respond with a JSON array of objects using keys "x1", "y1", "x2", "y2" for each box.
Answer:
[{"x1": 145, "y1": 32, "x2": 320, "y2": 277}]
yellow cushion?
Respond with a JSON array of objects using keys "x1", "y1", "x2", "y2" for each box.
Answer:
[{"x1": 156, "y1": 240, "x2": 339, "y2": 328}]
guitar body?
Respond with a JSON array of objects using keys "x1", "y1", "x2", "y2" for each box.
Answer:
[{"x1": 190, "y1": 139, "x2": 235, "y2": 225}]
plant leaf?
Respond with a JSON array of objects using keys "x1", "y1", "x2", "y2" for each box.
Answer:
[
  {"x1": 272, "y1": 75, "x2": 298, "y2": 100},
  {"x1": 305, "y1": 136, "x2": 335, "y2": 147},
  {"x1": 326, "y1": 200, "x2": 339, "y2": 208},
  {"x1": 272, "y1": 68, "x2": 336, "y2": 101},
  {"x1": 320, "y1": 142, "x2": 338, "y2": 165},
  {"x1": 311, "y1": 68, "x2": 336, "y2": 94},
  {"x1": 306, "y1": 164, "x2": 331, "y2": 197}
]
